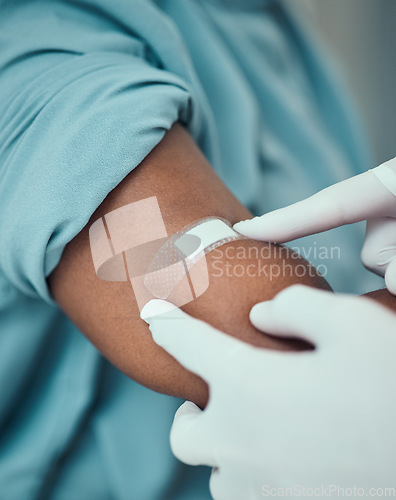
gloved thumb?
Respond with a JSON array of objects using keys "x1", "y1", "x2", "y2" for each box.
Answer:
[{"x1": 249, "y1": 285, "x2": 342, "y2": 347}]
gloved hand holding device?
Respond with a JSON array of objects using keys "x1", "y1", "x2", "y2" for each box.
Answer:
[{"x1": 234, "y1": 157, "x2": 396, "y2": 294}]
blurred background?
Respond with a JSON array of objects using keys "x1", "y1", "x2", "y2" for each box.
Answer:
[{"x1": 303, "y1": 0, "x2": 396, "y2": 165}]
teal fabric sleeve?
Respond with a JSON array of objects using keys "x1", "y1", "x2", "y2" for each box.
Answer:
[{"x1": 0, "y1": 2, "x2": 203, "y2": 304}]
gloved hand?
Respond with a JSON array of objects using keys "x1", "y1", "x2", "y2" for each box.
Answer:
[
  {"x1": 234, "y1": 157, "x2": 396, "y2": 294},
  {"x1": 141, "y1": 286, "x2": 396, "y2": 500}
]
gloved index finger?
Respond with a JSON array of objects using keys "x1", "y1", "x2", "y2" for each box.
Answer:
[
  {"x1": 142, "y1": 300, "x2": 247, "y2": 383},
  {"x1": 234, "y1": 170, "x2": 394, "y2": 243}
]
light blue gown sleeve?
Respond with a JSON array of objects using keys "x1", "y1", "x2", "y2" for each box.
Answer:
[{"x1": 0, "y1": 1, "x2": 203, "y2": 303}]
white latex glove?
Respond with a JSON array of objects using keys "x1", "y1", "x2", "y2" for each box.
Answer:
[
  {"x1": 233, "y1": 157, "x2": 396, "y2": 294},
  {"x1": 141, "y1": 286, "x2": 396, "y2": 500}
]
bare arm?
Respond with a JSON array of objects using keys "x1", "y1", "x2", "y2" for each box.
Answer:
[
  {"x1": 364, "y1": 289, "x2": 396, "y2": 312},
  {"x1": 49, "y1": 124, "x2": 330, "y2": 408}
]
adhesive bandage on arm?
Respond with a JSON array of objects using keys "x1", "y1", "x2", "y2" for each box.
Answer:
[
  {"x1": 144, "y1": 217, "x2": 246, "y2": 300},
  {"x1": 89, "y1": 198, "x2": 246, "y2": 310}
]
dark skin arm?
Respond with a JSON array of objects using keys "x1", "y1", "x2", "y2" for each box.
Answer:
[
  {"x1": 52, "y1": 124, "x2": 389, "y2": 409},
  {"x1": 364, "y1": 288, "x2": 396, "y2": 312}
]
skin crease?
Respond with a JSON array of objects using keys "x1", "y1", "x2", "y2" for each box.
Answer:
[{"x1": 49, "y1": 124, "x2": 395, "y2": 409}]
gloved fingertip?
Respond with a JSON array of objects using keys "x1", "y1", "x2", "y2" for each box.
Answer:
[
  {"x1": 249, "y1": 301, "x2": 272, "y2": 328},
  {"x1": 233, "y1": 220, "x2": 250, "y2": 233},
  {"x1": 174, "y1": 401, "x2": 202, "y2": 421},
  {"x1": 140, "y1": 299, "x2": 175, "y2": 324}
]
